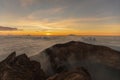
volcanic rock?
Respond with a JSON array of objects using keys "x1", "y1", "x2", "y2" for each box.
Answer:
[
  {"x1": 47, "y1": 67, "x2": 92, "y2": 80},
  {"x1": 31, "y1": 41, "x2": 120, "y2": 75},
  {"x1": 0, "y1": 52, "x2": 46, "y2": 80}
]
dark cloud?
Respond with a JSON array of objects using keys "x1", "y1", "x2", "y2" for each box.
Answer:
[{"x1": 0, "y1": 26, "x2": 18, "y2": 31}]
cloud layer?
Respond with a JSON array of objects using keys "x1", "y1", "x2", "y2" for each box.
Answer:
[{"x1": 0, "y1": 26, "x2": 18, "y2": 31}]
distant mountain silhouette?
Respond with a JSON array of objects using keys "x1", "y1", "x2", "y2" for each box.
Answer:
[{"x1": 0, "y1": 26, "x2": 18, "y2": 31}]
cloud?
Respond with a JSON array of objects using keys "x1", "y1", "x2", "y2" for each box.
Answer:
[
  {"x1": 0, "y1": 26, "x2": 18, "y2": 31},
  {"x1": 0, "y1": 12, "x2": 119, "y2": 34},
  {"x1": 27, "y1": 7, "x2": 64, "y2": 21},
  {"x1": 20, "y1": 0, "x2": 35, "y2": 7},
  {"x1": 38, "y1": 16, "x2": 119, "y2": 27}
]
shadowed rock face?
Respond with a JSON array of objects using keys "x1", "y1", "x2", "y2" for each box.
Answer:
[
  {"x1": 31, "y1": 41, "x2": 120, "y2": 75},
  {"x1": 0, "y1": 51, "x2": 92, "y2": 80},
  {"x1": 0, "y1": 52, "x2": 46, "y2": 80},
  {"x1": 47, "y1": 67, "x2": 92, "y2": 80}
]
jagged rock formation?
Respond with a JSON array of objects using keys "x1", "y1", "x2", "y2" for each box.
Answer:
[
  {"x1": 0, "y1": 52, "x2": 46, "y2": 80},
  {"x1": 47, "y1": 67, "x2": 92, "y2": 80},
  {"x1": 31, "y1": 41, "x2": 120, "y2": 75},
  {"x1": 0, "y1": 51, "x2": 92, "y2": 80}
]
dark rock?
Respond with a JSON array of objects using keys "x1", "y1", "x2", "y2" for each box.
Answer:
[
  {"x1": 1, "y1": 51, "x2": 16, "y2": 64},
  {"x1": 31, "y1": 41, "x2": 120, "y2": 75},
  {"x1": 48, "y1": 41, "x2": 120, "y2": 72},
  {"x1": 0, "y1": 52, "x2": 46, "y2": 80},
  {"x1": 47, "y1": 67, "x2": 92, "y2": 80}
]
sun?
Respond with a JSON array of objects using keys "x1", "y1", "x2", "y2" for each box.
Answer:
[{"x1": 45, "y1": 32, "x2": 51, "y2": 36}]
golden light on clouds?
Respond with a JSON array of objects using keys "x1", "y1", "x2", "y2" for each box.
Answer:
[
  {"x1": 0, "y1": 29, "x2": 119, "y2": 36},
  {"x1": 0, "y1": 17, "x2": 119, "y2": 36},
  {"x1": 0, "y1": 0, "x2": 120, "y2": 36},
  {"x1": 45, "y1": 32, "x2": 52, "y2": 36}
]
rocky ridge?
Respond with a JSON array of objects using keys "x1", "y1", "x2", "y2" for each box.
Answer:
[
  {"x1": 32, "y1": 41, "x2": 120, "y2": 75},
  {"x1": 0, "y1": 52, "x2": 46, "y2": 80},
  {"x1": 0, "y1": 41, "x2": 120, "y2": 80}
]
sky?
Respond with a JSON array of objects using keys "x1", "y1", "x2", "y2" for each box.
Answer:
[{"x1": 0, "y1": 0, "x2": 120, "y2": 36}]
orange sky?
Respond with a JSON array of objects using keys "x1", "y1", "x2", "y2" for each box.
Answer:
[
  {"x1": 0, "y1": 30, "x2": 119, "y2": 36},
  {"x1": 0, "y1": 0, "x2": 120, "y2": 36}
]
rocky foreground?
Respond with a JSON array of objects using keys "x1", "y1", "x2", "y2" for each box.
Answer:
[
  {"x1": 0, "y1": 52, "x2": 91, "y2": 80},
  {"x1": 0, "y1": 41, "x2": 120, "y2": 80},
  {"x1": 32, "y1": 41, "x2": 120, "y2": 75},
  {"x1": 0, "y1": 52, "x2": 46, "y2": 80}
]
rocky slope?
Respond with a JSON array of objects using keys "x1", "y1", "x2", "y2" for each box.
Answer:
[
  {"x1": 47, "y1": 67, "x2": 92, "y2": 80},
  {"x1": 0, "y1": 41, "x2": 120, "y2": 80},
  {"x1": 0, "y1": 51, "x2": 91, "y2": 80},
  {"x1": 0, "y1": 52, "x2": 46, "y2": 80},
  {"x1": 31, "y1": 41, "x2": 120, "y2": 75}
]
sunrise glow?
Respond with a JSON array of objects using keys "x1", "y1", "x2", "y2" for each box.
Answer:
[{"x1": 0, "y1": 0, "x2": 120, "y2": 36}]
